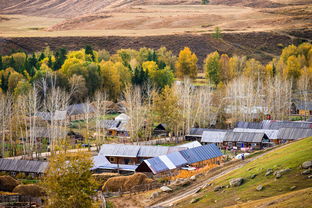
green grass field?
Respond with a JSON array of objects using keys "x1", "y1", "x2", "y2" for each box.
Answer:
[{"x1": 178, "y1": 137, "x2": 312, "y2": 208}]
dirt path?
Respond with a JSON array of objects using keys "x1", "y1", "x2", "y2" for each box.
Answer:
[{"x1": 150, "y1": 144, "x2": 290, "y2": 208}]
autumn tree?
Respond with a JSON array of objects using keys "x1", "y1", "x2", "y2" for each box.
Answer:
[
  {"x1": 204, "y1": 51, "x2": 220, "y2": 85},
  {"x1": 43, "y1": 151, "x2": 97, "y2": 208},
  {"x1": 153, "y1": 85, "x2": 181, "y2": 135},
  {"x1": 175, "y1": 47, "x2": 198, "y2": 79}
]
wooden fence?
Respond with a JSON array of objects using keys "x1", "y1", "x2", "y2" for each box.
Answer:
[{"x1": 0, "y1": 195, "x2": 42, "y2": 207}]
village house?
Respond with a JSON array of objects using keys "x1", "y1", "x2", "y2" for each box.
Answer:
[
  {"x1": 233, "y1": 128, "x2": 281, "y2": 144},
  {"x1": 223, "y1": 132, "x2": 270, "y2": 150},
  {"x1": 98, "y1": 144, "x2": 185, "y2": 165},
  {"x1": 0, "y1": 159, "x2": 48, "y2": 177},
  {"x1": 67, "y1": 103, "x2": 96, "y2": 121},
  {"x1": 291, "y1": 101, "x2": 312, "y2": 116},
  {"x1": 135, "y1": 144, "x2": 223, "y2": 177}
]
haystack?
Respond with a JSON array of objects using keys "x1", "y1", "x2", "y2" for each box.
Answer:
[
  {"x1": 0, "y1": 175, "x2": 19, "y2": 192},
  {"x1": 13, "y1": 184, "x2": 44, "y2": 197},
  {"x1": 102, "y1": 173, "x2": 154, "y2": 192}
]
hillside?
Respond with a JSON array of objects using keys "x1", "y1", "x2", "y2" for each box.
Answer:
[{"x1": 176, "y1": 137, "x2": 312, "y2": 208}]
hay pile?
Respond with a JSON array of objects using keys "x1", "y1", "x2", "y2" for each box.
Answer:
[
  {"x1": 13, "y1": 184, "x2": 44, "y2": 197},
  {"x1": 102, "y1": 173, "x2": 154, "y2": 192},
  {"x1": 92, "y1": 173, "x2": 119, "y2": 189},
  {"x1": 0, "y1": 175, "x2": 19, "y2": 192}
]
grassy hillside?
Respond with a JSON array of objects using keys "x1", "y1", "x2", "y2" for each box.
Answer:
[{"x1": 177, "y1": 137, "x2": 312, "y2": 208}]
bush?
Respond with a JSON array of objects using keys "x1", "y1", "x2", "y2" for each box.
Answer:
[{"x1": 0, "y1": 175, "x2": 19, "y2": 192}]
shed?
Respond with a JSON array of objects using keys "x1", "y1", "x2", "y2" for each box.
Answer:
[
  {"x1": 201, "y1": 130, "x2": 228, "y2": 145},
  {"x1": 277, "y1": 128, "x2": 312, "y2": 140},
  {"x1": 235, "y1": 121, "x2": 263, "y2": 129},
  {"x1": 223, "y1": 132, "x2": 270, "y2": 149},
  {"x1": 0, "y1": 159, "x2": 48, "y2": 176},
  {"x1": 153, "y1": 124, "x2": 169, "y2": 137}
]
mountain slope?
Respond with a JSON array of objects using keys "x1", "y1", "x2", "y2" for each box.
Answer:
[{"x1": 177, "y1": 137, "x2": 312, "y2": 208}]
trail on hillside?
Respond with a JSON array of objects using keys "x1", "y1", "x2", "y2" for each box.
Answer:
[{"x1": 150, "y1": 144, "x2": 292, "y2": 208}]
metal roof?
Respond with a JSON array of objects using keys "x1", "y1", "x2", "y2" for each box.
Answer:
[
  {"x1": 277, "y1": 128, "x2": 312, "y2": 140},
  {"x1": 233, "y1": 128, "x2": 279, "y2": 139},
  {"x1": 98, "y1": 120, "x2": 120, "y2": 129},
  {"x1": 224, "y1": 132, "x2": 269, "y2": 143},
  {"x1": 29, "y1": 127, "x2": 67, "y2": 139},
  {"x1": 235, "y1": 121, "x2": 263, "y2": 129},
  {"x1": 177, "y1": 141, "x2": 202, "y2": 148},
  {"x1": 99, "y1": 144, "x2": 141, "y2": 158},
  {"x1": 0, "y1": 159, "x2": 48, "y2": 174},
  {"x1": 99, "y1": 144, "x2": 184, "y2": 158},
  {"x1": 188, "y1": 128, "x2": 211, "y2": 136},
  {"x1": 136, "y1": 144, "x2": 222, "y2": 174},
  {"x1": 179, "y1": 144, "x2": 223, "y2": 165},
  {"x1": 67, "y1": 103, "x2": 95, "y2": 116},
  {"x1": 115, "y1": 113, "x2": 130, "y2": 121},
  {"x1": 235, "y1": 120, "x2": 312, "y2": 130},
  {"x1": 201, "y1": 130, "x2": 228, "y2": 143},
  {"x1": 92, "y1": 155, "x2": 137, "y2": 171},
  {"x1": 265, "y1": 121, "x2": 312, "y2": 129}
]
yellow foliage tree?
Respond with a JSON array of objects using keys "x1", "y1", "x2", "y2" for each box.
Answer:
[
  {"x1": 42, "y1": 151, "x2": 97, "y2": 208},
  {"x1": 175, "y1": 47, "x2": 198, "y2": 79}
]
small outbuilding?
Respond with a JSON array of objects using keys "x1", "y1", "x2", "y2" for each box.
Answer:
[{"x1": 153, "y1": 124, "x2": 169, "y2": 137}]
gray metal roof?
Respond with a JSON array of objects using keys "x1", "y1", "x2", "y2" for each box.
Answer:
[
  {"x1": 235, "y1": 120, "x2": 312, "y2": 130},
  {"x1": 92, "y1": 155, "x2": 137, "y2": 171},
  {"x1": 224, "y1": 132, "x2": 269, "y2": 143},
  {"x1": 99, "y1": 144, "x2": 141, "y2": 158},
  {"x1": 29, "y1": 127, "x2": 67, "y2": 139},
  {"x1": 201, "y1": 130, "x2": 228, "y2": 143},
  {"x1": 99, "y1": 144, "x2": 184, "y2": 158},
  {"x1": 98, "y1": 120, "x2": 120, "y2": 129},
  {"x1": 235, "y1": 121, "x2": 263, "y2": 129},
  {"x1": 67, "y1": 103, "x2": 95, "y2": 116},
  {"x1": 233, "y1": 128, "x2": 279, "y2": 139},
  {"x1": 277, "y1": 128, "x2": 312, "y2": 140},
  {"x1": 179, "y1": 144, "x2": 223, "y2": 165},
  {"x1": 188, "y1": 128, "x2": 212, "y2": 136},
  {"x1": 0, "y1": 159, "x2": 48, "y2": 174},
  {"x1": 177, "y1": 141, "x2": 202, "y2": 148}
]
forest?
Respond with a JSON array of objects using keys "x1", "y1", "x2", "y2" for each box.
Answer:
[{"x1": 0, "y1": 42, "x2": 311, "y2": 156}]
